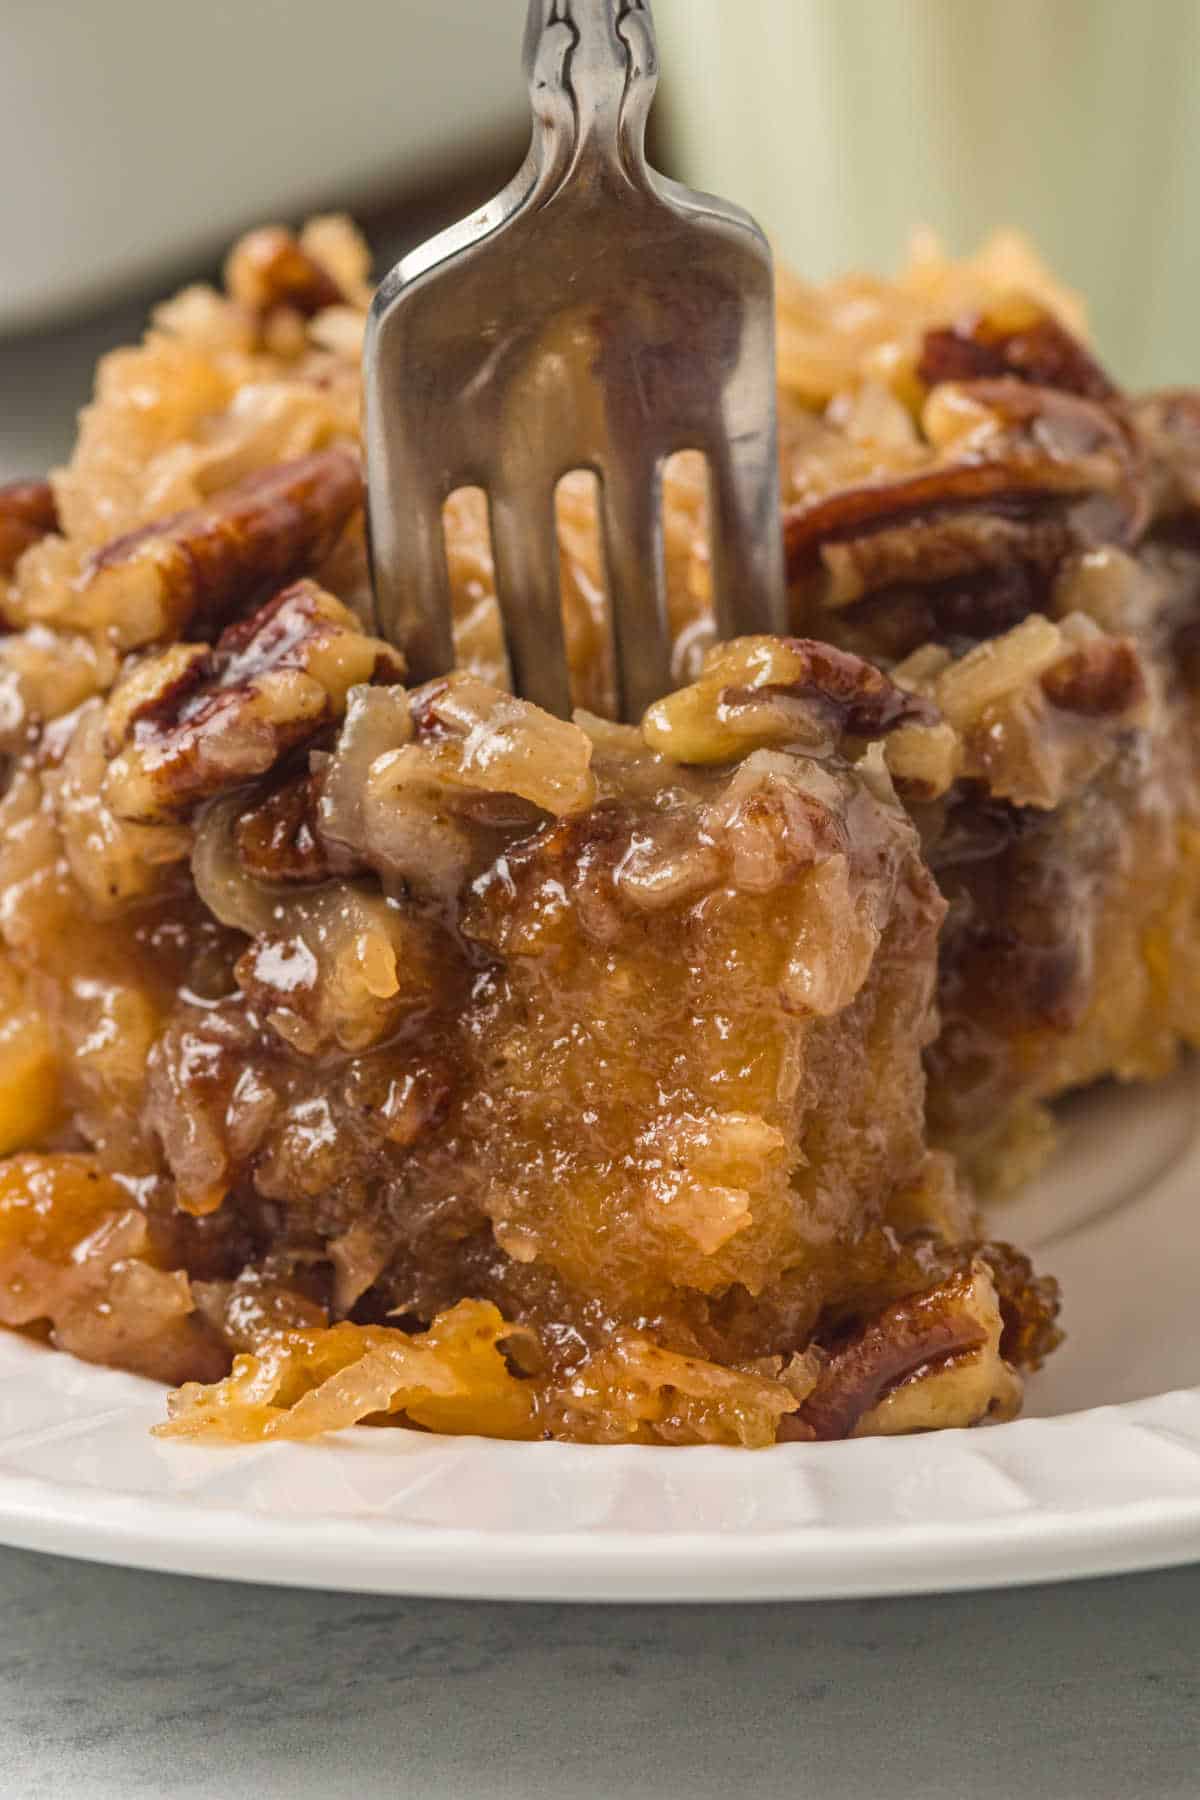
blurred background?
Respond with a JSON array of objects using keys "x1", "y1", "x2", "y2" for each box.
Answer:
[{"x1": 3, "y1": 0, "x2": 1198, "y2": 478}]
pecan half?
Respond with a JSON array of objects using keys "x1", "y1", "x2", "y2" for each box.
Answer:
[
  {"x1": 785, "y1": 380, "x2": 1145, "y2": 603},
  {"x1": 75, "y1": 448, "x2": 363, "y2": 648},
  {"x1": 0, "y1": 479, "x2": 58, "y2": 577},
  {"x1": 918, "y1": 303, "x2": 1118, "y2": 403},
  {"x1": 103, "y1": 580, "x2": 403, "y2": 821},
  {"x1": 814, "y1": 513, "x2": 1073, "y2": 618},
  {"x1": 224, "y1": 226, "x2": 346, "y2": 318}
]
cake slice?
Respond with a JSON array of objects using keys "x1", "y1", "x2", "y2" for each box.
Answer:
[{"x1": 0, "y1": 219, "x2": 1107, "y2": 1446}]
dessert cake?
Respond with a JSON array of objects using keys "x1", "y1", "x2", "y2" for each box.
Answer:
[{"x1": 1, "y1": 219, "x2": 1192, "y2": 1446}]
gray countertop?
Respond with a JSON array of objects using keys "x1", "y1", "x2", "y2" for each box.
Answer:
[
  {"x1": 2, "y1": 1548, "x2": 1198, "y2": 1800},
  {"x1": 2, "y1": 273, "x2": 1199, "y2": 1800}
]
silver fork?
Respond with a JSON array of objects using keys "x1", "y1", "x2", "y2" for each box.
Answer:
[{"x1": 363, "y1": 0, "x2": 786, "y2": 721}]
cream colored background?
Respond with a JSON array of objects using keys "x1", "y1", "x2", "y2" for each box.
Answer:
[
  {"x1": 5, "y1": 0, "x2": 1198, "y2": 388},
  {"x1": 0, "y1": 0, "x2": 523, "y2": 333},
  {"x1": 656, "y1": 0, "x2": 1200, "y2": 386}
]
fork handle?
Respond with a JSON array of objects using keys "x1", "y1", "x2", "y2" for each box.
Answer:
[{"x1": 523, "y1": 0, "x2": 659, "y2": 174}]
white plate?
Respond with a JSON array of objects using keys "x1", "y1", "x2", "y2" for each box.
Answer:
[{"x1": 0, "y1": 1066, "x2": 1196, "y2": 1602}]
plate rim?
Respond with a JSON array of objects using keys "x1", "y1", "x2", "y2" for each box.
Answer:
[{"x1": 0, "y1": 1347, "x2": 1196, "y2": 1602}]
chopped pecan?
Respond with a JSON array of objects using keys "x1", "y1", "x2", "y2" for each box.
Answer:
[
  {"x1": 46, "y1": 701, "x2": 193, "y2": 913},
  {"x1": 236, "y1": 771, "x2": 351, "y2": 884},
  {"x1": 0, "y1": 479, "x2": 58, "y2": 576},
  {"x1": 642, "y1": 635, "x2": 934, "y2": 764},
  {"x1": 918, "y1": 303, "x2": 1118, "y2": 403},
  {"x1": 977, "y1": 1241, "x2": 1063, "y2": 1370},
  {"x1": 1040, "y1": 635, "x2": 1145, "y2": 717},
  {"x1": 224, "y1": 226, "x2": 346, "y2": 318},
  {"x1": 923, "y1": 380, "x2": 1145, "y2": 526},
  {"x1": 795, "y1": 1261, "x2": 1003, "y2": 1439},
  {"x1": 103, "y1": 580, "x2": 403, "y2": 821},
  {"x1": 74, "y1": 448, "x2": 364, "y2": 648},
  {"x1": 103, "y1": 642, "x2": 215, "y2": 747}
]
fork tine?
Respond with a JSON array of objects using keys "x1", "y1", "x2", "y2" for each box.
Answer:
[
  {"x1": 601, "y1": 455, "x2": 674, "y2": 721},
  {"x1": 366, "y1": 478, "x2": 456, "y2": 684},
  {"x1": 367, "y1": 2, "x2": 789, "y2": 720},
  {"x1": 706, "y1": 430, "x2": 789, "y2": 644},
  {"x1": 488, "y1": 484, "x2": 573, "y2": 718}
]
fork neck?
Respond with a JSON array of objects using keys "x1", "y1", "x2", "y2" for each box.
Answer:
[{"x1": 522, "y1": 0, "x2": 659, "y2": 190}]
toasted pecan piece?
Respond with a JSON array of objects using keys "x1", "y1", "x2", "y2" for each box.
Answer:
[
  {"x1": 814, "y1": 513, "x2": 1074, "y2": 621},
  {"x1": 642, "y1": 634, "x2": 933, "y2": 764},
  {"x1": 224, "y1": 226, "x2": 346, "y2": 318},
  {"x1": 74, "y1": 448, "x2": 363, "y2": 648},
  {"x1": 978, "y1": 1240, "x2": 1064, "y2": 1370},
  {"x1": 1040, "y1": 635, "x2": 1146, "y2": 717},
  {"x1": 236, "y1": 771, "x2": 350, "y2": 884},
  {"x1": 824, "y1": 560, "x2": 1052, "y2": 664},
  {"x1": 103, "y1": 579, "x2": 403, "y2": 821},
  {"x1": 794, "y1": 1260, "x2": 1021, "y2": 1439},
  {"x1": 0, "y1": 479, "x2": 58, "y2": 577}
]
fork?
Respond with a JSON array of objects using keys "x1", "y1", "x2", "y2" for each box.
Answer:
[{"x1": 363, "y1": 0, "x2": 786, "y2": 722}]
